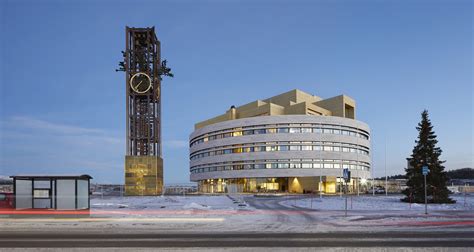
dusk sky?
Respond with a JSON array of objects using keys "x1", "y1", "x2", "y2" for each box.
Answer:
[{"x1": 0, "y1": 0, "x2": 472, "y2": 184}]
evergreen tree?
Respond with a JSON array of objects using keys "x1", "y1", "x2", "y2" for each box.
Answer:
[{"x1": 402, "y1": 110, "x2": 454, "y2": 203}]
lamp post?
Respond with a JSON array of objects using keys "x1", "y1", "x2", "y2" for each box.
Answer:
[{"x1": 385, "y1": 135, "x2": 388, "y2": 196}]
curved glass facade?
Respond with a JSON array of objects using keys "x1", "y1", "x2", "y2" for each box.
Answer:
[{"x1": 190, "y1": 115, "x2": 371, "y2": 194}]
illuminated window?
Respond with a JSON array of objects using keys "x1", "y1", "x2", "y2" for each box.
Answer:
[
  {"x1": 290, "y1": 163, "x2": 301, "y2": 168},
  {"x1": 266, "y1": 146, "x2": 277, "y2": 152},
  {"x1": 289, "y1": 128, "x2": 301, "y2": 133},
  {"x1": 301, "y1": 128, "x2": 312, "y2": 133},
  {"x1": 302, "y1": 163, "x2": 312, "y2": 168},
  {"x1": 233, "y1": 147, "x2": 243, "y2": 153},
  {"x1": 266, "y1": 128, "x2": 277, "y2": 134},
  {"x1": 324, "y1": 163, "x2": 333, "y2": 169},
  {"x1": 254, "y1": 146, "x2": 265, "y2": 152},
  {"x1": 233, "y1": 131, "x2": 242, "y2": 137},
  {"x1": 266, "y1": 163, "x2": 278, "y2": 169},
  {"x1": 289, "y1": 145, "x2": 300, "y2": 151},
  {"x1": 301, "y1": 145, "x2": 312, "y2": 151},
  {"x1": 243, "y1": 147, "x2": 253, "y2": 152},
  {"x1": 323, "y1": 129, "x2": 332, "y2": 134},
  {"x1": 278, "y1": 163, "x2": 289, "y2": 169}
]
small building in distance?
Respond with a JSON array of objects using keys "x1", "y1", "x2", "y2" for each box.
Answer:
[
  {"x1": 164, "y1": 183, "x2": 198, "y2": 195},
  {"x1": 11, "y1": 174, "x2": 92, "y2": 210}
]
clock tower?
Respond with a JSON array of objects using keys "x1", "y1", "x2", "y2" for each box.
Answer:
[{"x1": 118, "y1": 26, "x2": 172, "y2": 196}]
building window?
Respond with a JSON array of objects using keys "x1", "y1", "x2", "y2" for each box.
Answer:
[
  {"x1": 278, "y1": 163, "x2": 289, "y2": 169},
  {"x1": 290, "y1": 163, "x2": 301, "y2": 169},
  {"x1": 233, "y1": 131, "x2": 242, "y2": 137},
  {"x1": 289, "y1": 145, "x2": 300, "y2": 151},
  {"x1": 254, "y1": 164, "x2": 265, "y2": 169},
  {"x1": 243, "y1": 130, "x2": 253, "y2": 135},
  {"x1": 266, "y1": 128, "x2": 277, "y2": 134},
  {"x1": 323, "y1": 146, "x2": 332, "y2": 151},
  {"x1": 33, "y1": 189, "x2": 49, "y2": 199},
  {"x1": 278, "y1": 128, "x2": 289, "y2": 133},
  {"x1": 254, "y1": 129, "x2": 266, "y2": 134},
  {"x1": 323, "y1": 129, "x2": 332, "y2": 134},
  {"x1": 289, "y1": 128, "x2": 301, "y2": 133},
  {"x1": 266, "y1": 145, "x2": 277, "y2": 152},
  {"x1": 324, "y1": 163, "x2": 333, "y2": 169},
  {"x1": 301, "y1": 128, "x2": 312, "y2": 133},
  {"x1": 301, "y1": 145, "x2": 312, "y2": 151},
  {"x1": 279, "y1": 145, "x2": 289, "y2": 151},
  {"x1": 302, "y1": 163, "x2": 312, "y2": 168}
]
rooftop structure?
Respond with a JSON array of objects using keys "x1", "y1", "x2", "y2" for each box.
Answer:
[{"x1": 195, "y1": 89, "x2": 356, "y2": 129}]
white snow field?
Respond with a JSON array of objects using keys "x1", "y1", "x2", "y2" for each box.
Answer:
[
  {"x1": 280, "y1": 194, "x2": 474, "y2": 212},
  {"x1": 1, "y1": 194, "x2": 473, "y2": 234}
]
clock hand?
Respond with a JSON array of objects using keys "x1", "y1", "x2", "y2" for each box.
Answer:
[{"x1": 134, "y1": 80, "x2": 143, "y2": 89}]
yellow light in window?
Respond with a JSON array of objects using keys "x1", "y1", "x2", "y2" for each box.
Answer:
[{"x1": 233, "y1": 131, "x2": 242, "y2": 137}]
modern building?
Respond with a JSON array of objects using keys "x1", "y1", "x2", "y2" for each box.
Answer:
[{"x1": 189, "y1": 89, "x2": 371, "y2": 194}]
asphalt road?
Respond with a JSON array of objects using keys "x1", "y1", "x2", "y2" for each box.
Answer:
[{"x1": 1, "y1": 232, "x2": 473, "y2": 248}]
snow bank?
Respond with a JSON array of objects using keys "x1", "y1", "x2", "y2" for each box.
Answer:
[{"x1": 280, "y1": 194, "x2": 474, "y2": 211}]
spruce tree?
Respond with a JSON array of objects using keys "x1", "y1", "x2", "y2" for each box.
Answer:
[{"x1": 402, "y1": 110, "x2": 454, "y2": 203}]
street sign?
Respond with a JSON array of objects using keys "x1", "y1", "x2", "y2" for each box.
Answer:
[
  {"x1": 422, "y1": 166, "x2": 429, "y2": 175},
  {"x1": 343, "y1": 168, "x2": 351, "y2": 182},
  {"x1": 422, "y1": 165, "x2": 429, "y2": 215}
]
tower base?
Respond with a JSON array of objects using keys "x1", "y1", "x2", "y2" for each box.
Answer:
[{"x1": 125, "y1": 156, "x2": 163, "y2": 196}]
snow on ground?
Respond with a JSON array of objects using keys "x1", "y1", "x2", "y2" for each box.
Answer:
[
  {"x1": 2, "y1": 194, "x2": 473, "y2": 234},
  {"x1": 91, "y1": 195, "x2": 252, "y2": 211},
  {"x1": 280, "y1": 194, "x2": 474, "y2": 212}
]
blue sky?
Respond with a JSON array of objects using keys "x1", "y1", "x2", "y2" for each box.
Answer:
[{"x1": 0, "y1": 0, "x2": 472, "y2": 183}]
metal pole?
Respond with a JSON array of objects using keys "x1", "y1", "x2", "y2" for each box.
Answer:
[
  {"x1": 356, "y1": 127, "x2": 360, "y2": 196},
  {"x1": 385, "y1": 135, "x2": 388, "y2": 196},
  {"x1": 319, "y1": 129, "x2": 323, "y2": 199},
  {"x1": 344, "y1": 181, "x2": 348, "y2": 217},
  {"x1": 424, "y1": 174, "x2": 428, "y2": 215}
]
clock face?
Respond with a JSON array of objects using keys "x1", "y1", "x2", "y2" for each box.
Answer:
[{"x1": 130, "y1": 72, "x2": 152, "y2": 93}]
